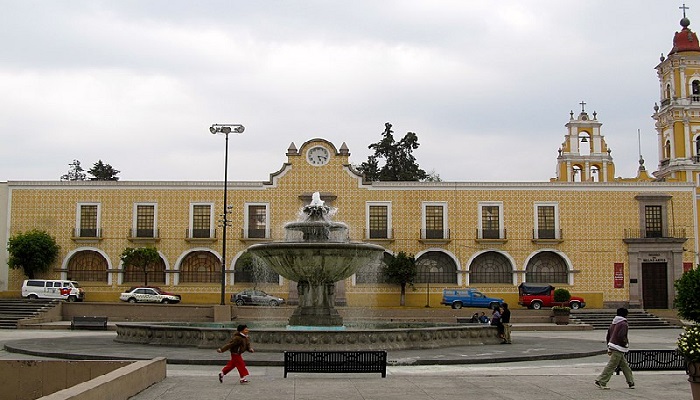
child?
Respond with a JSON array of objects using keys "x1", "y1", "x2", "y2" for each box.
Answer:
[{"x1": 217, "y1": 324, "x2": 254, "y2": 384}]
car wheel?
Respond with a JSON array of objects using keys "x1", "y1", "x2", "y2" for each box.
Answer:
[
  {"x1": 235, "y1": 299, "x2": 245, "y2": 306},
  {"x1": 28, "y1": 294, "x2": 38, "y2": 300},
  {"x1": 128, "y1": 298, "x2": 137, "y2": 303},
  {"x1": 570, "y1": 301, "x2": 580, "y2": 310},
  {"x1": 67, "y1": 295, "x2": 77, "y2": 302},
  {"x1": 161, "y1": 299, "x2": 170, "y2": 304},
  {"x1": 531, "y1": 301, "x2": 542, "y2": 310},
  {"x1": 269, "y1": 300, "x2": 279, "y2": 307},
  {"x1": 453, "y1": 302, "x2": 463, "y2": 309}
]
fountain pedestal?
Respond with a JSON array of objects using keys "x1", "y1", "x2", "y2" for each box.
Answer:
[{"x1": 289, "y1": 282, "x2": 342, "y2": 326}]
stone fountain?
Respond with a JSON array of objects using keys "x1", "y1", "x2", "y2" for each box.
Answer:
[
  {"x1": 246, "y1": 192, "x2": 385, "y2": 327},
  {"x1": 114, "y1": 193, "x2": 502, "y2": 350}
]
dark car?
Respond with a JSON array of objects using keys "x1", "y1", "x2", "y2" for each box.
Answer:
[{"x1": 231, "y1": 289, "x2": 285, "y2": 306}]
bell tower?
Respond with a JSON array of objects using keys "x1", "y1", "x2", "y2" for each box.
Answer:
[
  {"x1": 653, "y1": 7, "x2": 700, "y2": 184},
  {"x1": 553, "y1": 102, "x2": 615, "y2": 182}
]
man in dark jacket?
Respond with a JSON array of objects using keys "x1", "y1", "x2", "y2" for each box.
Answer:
[
  {"x1": 500, "y1": 303, "x2": 512, "y2": 344},
  {"x1": 595, "y1": 308, "x2": 635, "y2": 389},
  {"x1": 217, "y1": 324, "x2": 254, "y2": 384}
]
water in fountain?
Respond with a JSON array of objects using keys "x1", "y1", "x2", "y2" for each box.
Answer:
[{"x1": 246, "y1": 192, "x2": 385, "y2": 327}]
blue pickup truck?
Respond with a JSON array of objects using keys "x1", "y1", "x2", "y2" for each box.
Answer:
[{"x1": 440, "y1": 288, "x2": 503, "y2": 309}]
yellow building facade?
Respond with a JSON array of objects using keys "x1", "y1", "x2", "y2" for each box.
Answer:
[{"x1": 1, "y1": 14, "x2": 699, "y2": 310}]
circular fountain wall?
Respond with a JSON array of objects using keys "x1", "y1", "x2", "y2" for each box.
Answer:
[{"x1": 114, "y1": 322, "x2": 503, "y2": 350}]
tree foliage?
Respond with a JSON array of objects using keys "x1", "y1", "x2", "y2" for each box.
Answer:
[
  {"x1": 674, "y1": 267, "x2": 700, "y2": 324},
  {"x1": 7, "y1": 230, "x2": 60, "y2": 279},
  {"x1": 356, "y1": 122, "x2": 429, "y2": 182},
  {"x1": 88, "y1": 160, "x2": 120, "y2": 181},
  {"x1": 120, "y1": 247, "x2": 161, "y2": 286},
  {"x1": 382, "y1": 251, "x2": 417, "y2": 306},
  {"x1": 60, "y1": 160, "x2": 87, "y2": 181}
]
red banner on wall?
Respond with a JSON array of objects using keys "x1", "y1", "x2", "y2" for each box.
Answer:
[
  {"x1": 684, "y1": 262, "x2": 693, "y2": 273},
  {"x1": 614, "y1": 263, "x2": 624, "y2": 288}
]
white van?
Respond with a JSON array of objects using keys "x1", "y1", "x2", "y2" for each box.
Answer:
[{"x1": 21, "y1": 279, "x2": 85, "y2": 302}]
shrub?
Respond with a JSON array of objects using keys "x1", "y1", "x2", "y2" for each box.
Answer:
[{"x1": 553, "y1": 288, "x2": 571, "y2": 303}]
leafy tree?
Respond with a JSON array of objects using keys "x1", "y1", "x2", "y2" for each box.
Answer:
[
  {"x1": 674, "y1": 267, "x2": 700, "y2": 323},
  {"x1": 382, "y1": 251, "x2": 417, "y2": 306},
  {"x1": 60, "y1": 159, "x2": 87, "y2": 181},
  {"x1": 356, "y1": 122, "x2": 429, "y2": 181},
  {"x1": 7, "y1": 230, "x2": 60, "y2": 279},
  {"x1": 88, "y1": 160, "x2": 120, "y2": 181},
  {"x1": 120, "y1": 247, "x2": 161, "y2": 286}
]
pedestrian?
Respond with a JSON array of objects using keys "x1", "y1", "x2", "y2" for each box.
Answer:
[
  {"x1": 217, "y1": 324, "x2": 254, "y2": 384},
  {"x1": 479, "y1": 312, "x2": 489, "y2": 323},
  {"x1": 595, "y1": 307, "x2": 635, "y2": 390},
  {"x1": 500, "y1": 302, "x2": 511, "y2": 344}
]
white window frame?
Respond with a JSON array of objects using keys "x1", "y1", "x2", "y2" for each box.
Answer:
[
  {"x1": 421, "y1": 201, "x2": 448, "y2": 239},
  {"x1": 132, "y1": 202, "x2": 158, "y2": 237},
  {"x1": 365, "y1": 201, "x2": 392, "y2": 239},
  {"x1": 189, "y1": 202, "x2": 215, "y2": 239},
  {"x1": 477, "y1": 201, "x2": 504, "y2": 239},
  {"x1": 244, "y1": 203, "x2": 270, "y2": 239},
  {"x1": 533, "y1": 202, "x2": 560, "y2": 240},
  {"x1": 76, "y1": 202, "x2": 101, "y2": 237}
]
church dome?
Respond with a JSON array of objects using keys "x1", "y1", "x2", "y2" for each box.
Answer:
[{"x1": 669, "y1": 17, "x2": 700, "y2": 54}]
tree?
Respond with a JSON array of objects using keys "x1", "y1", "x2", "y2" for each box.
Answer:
[
  {"x1": 60, "y1": 160, "x2": 86, "y2": 181},
  {"x1": 674, "y1": 267, "x2": 700, "y2": 324},
  {"x1": 88, "y1": 160, "x2": 120, "y2": 181},
  {"x1": 382, "y1": 251, "x2": 417, "y2": 306},
  {"x1": 120, "y1": 247, "x2": 161, "y2": 286},
  {"x1": 356, "y1": 122, "x2": 429, "y2": 181},
  {"x1": 7, "y1": 230, "x2": 60, "y2": 279}
]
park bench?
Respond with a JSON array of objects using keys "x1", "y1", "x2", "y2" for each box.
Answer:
[
  {"x1": 284, "y1": 350, "x2": 387, "y2": 378},
  {"x1": 70, "y1": 316, "x2": 108, "y2": 330},
  {"x1": 616, "y1": 349, "x2": 685, "y2": 374}
]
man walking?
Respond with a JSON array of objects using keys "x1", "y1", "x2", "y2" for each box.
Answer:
[
  {"x1": 217, "y1": 324, "x2": 254, "y2": 384},
  {"x1": 595, "y1": 307, "x2": 635, "y2": 389}
]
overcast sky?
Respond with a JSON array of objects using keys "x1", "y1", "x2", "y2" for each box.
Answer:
[{"x1": 0, "y1": 1, "x2": 691, "y2": 182}]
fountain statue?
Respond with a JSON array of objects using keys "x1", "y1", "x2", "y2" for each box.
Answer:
[{"x1": 246, "y1": 192, "x2": 385, "y2": 326}]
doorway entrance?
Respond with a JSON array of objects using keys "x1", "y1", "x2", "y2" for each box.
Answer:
[{"x1": 642, "y1": 262, "x2": 668, "y2": 308}]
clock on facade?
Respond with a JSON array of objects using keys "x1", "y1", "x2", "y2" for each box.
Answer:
[{"x1": 306, "y1": 146, "x2": 330, "y2": 166}]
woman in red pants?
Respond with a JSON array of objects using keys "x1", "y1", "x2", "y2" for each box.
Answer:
[{"x1": 217, "y1": 324, "x2": 254, "y2": 384}]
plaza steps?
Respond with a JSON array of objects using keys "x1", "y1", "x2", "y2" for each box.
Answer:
[
  {"x1": 570, "y1": 309, "x2": 674, "y2": 329},
  {"x1": 0, "y1": 299, "x2": 60, "y2": 329}
]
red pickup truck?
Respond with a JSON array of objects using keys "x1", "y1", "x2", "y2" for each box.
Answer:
[{"x1": 518, "y1": 283, "x2": 586, "y2": 310}]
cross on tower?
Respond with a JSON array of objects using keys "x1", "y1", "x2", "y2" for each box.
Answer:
[
  {"x1": 579, "y1": 100, "x2": 586, "y2": 113},
  {"x1": 681, "y1": 3, "x2": 689, "y2": 18}
]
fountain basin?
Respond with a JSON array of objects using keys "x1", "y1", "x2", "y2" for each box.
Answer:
[{"x1": 114, "y1": 322, "x2": 502, "y2": 351}]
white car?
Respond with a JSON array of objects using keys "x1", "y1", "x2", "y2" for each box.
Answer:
[{"x1": 119, "y1": 287, "x2": 181, "y2": 304}]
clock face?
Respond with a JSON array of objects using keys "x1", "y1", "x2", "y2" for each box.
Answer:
[{"x1": 306, "y1": 146, "x2": 330, "y2": 166}]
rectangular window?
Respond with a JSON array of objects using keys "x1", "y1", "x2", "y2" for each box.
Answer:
[
  {"x1": 246, "y1": 203, "x2": 268, "y2": 239},
  {"x1": 478, "y1": 202, "x2": 503, "y2": 239},
  {"x1": 367, "y1": 203, "x2": 390, "y2": 239},
  {"x1": 77, "y1": 203, "x2": 100, "y2": 237},
  {"x1": 135, "y1": 204, "x2": 156, "y2": 238},
  {"x1": 536, "y1": 204, "x2": 557, "y2": 239},
  {"x1": 422, "y1": 202, "x2": 447, "y2": 239},
  {"x1": 645, "y1": 205, "x2": 663, "y2": 238},
  {"x1": 191, "y1": 204, "x2": 213, "y2": 238}
]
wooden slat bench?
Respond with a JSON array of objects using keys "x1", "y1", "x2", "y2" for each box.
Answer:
[
  {"x1": 284, "y1": 351, "x2": 387, "y2": 378},
  {"x1": 71, "y1": 316, "x2": 108, "y2": 330},
  {"x1": 616, "y1": 349, "x2": 685, "y2": 374}
]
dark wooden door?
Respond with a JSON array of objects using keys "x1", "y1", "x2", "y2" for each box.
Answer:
[{"x1": 642, "y1": 262, "x2": 668, "y2": 308}]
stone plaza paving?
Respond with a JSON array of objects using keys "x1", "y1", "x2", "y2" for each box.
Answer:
[{"x1": 0, "y1": 327, "x2": 693, "y2": 399}]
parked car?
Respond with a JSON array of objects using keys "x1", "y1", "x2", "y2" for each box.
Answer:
[
  {"x1": 21, "y1": 279, "x2": 84, "y2": 302},
  {"x1": 440, "y1": 288, "x2": 503, "y2": 309},
  {"x1": 119, "y1": 286, "x2": 181, "y2": 304},
  {"x1": 231, "y1": 289, "x2": 285, "y2": 306},
  {"x1": 517, "y1": 283, "x2": 586, "y2": 309}
]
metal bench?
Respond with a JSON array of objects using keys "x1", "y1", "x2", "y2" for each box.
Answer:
[
  {"x1": 616, "y1": 349, "x2": 685, "y2": 374},
  {"x1": 70, "y1": 316, "x2": 108, "y2": 330},
  {"x1": 284, "y1": 350, "x2": 387, "y2": 378}
]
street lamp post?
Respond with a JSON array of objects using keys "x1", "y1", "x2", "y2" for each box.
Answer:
[{"x1": 210, "y1": 124, "x2": 245, "y2": 306}]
